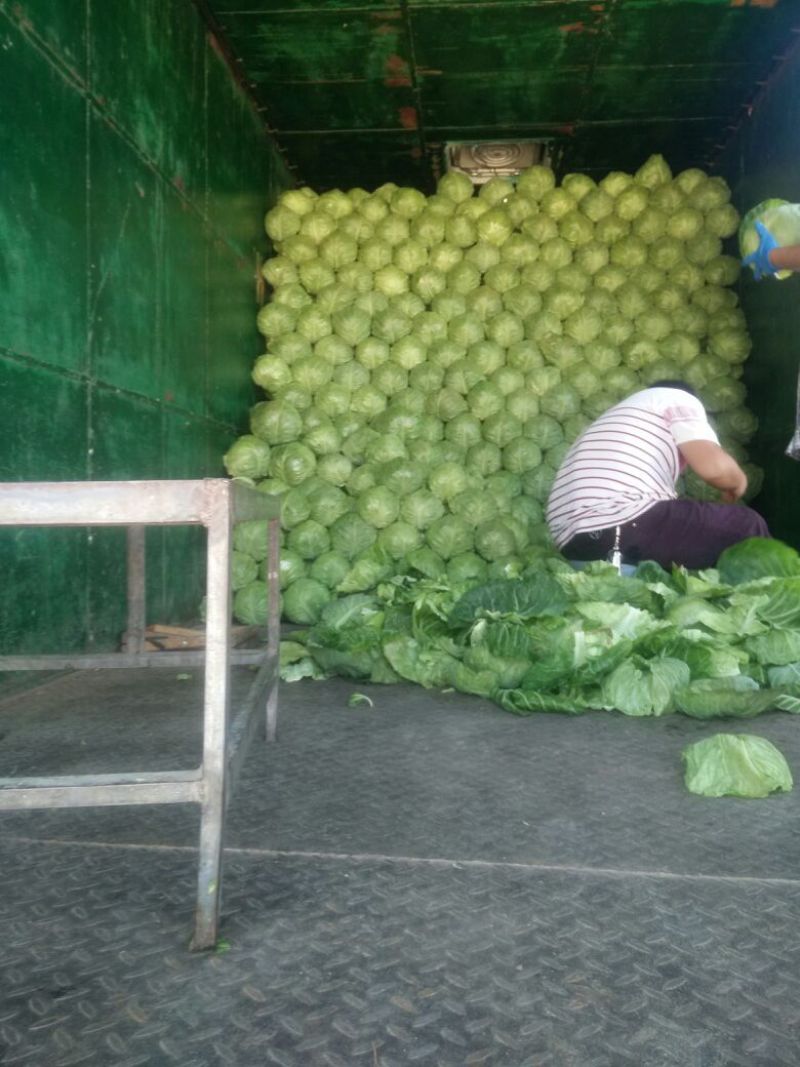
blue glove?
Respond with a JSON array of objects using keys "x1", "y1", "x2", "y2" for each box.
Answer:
[{"x1": 742, "y1": 220, "x2": 779, "y2": 280}]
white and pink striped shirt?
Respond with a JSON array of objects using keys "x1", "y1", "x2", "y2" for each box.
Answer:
[{"x1": 546, "y1": 388, "x2": 719, "y2": 548}]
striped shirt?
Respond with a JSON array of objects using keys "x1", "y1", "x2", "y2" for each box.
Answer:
[{"x1": 546, "y1": 388, "x2": 719, "y2": 549}]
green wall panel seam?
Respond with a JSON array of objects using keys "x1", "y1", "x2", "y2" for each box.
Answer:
[{"x1": 0, "y1": 5, "x2": 88, "y2": 96}]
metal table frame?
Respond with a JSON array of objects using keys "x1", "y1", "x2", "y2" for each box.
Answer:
[{"x1": 0, "y1": 479, "x2": 281, "y2": 950}]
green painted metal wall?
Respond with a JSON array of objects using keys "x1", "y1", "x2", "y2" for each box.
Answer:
[
  {"x1": 0, "y1": 0, "x2": 291, "y2": 655},
  {"x1": 720, "y1": 38, "x2": 800, "y2": 549}
]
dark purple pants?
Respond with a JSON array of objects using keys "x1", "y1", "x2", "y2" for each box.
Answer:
[{"x1": 561, "y1": 499, "x2": 771, "y2": 571}]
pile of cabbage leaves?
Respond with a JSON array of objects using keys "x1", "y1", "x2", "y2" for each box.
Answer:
[{"x1": 281, "y1": 537, "x2": 800, "y2": 719}]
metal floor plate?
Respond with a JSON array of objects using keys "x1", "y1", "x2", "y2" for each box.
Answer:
[{"x1": 2, "y1": 669, "x2": 800, "y2": 1065}]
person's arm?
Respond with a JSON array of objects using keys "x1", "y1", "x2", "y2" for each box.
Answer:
[
  {"x1": 742, "y1": 220, "x2": 800, "y2": 279},
  {"x1": 678, "y1": 440, "x2": 748, "y2": 503},
  {"x1": 767, "y1": 245, "x2": 800, "y2": 272}
]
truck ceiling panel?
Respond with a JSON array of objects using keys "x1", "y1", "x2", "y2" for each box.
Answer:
[{"x1": 204, "y1": 0, "x2": 800, "y2": 190}]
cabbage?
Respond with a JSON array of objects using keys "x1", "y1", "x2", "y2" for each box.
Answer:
[
  {"x1": 374, "y1": 265, "x2": 410, "y2": 296},
  {"x1": 593, "y1": 264, "x2": 627, "y2": 292},
  {"x1": 559, "y1": 210, "x2": 595, "y2": 246},
  {"x1": 373, "y1": 309, "x2": 412, "y2": 344},
  {"x1": 686, "y1": 232, "x2": 723, "y2": 266},
  {"x1": 541, "y1": 237, "x2": 573, "y2": 270},
  {"x1": 378, "y1": 458, "x2": 426, "y2": 496},
  {"x1": 445, "y1": 412, "x2": 483, "y2": 449},
  {"x1": 428, "y1": 461, "x2": 471, "y2": 502},
  {"x1": 448, "y1": 489, "x2": 495, "y2": 527},
  {"x1": 400, "y1": 489, "x2": 446, "y2": 530},
  {"x1": 292, "y1": 355, "x2": 334, "y2": 392},
  {"x1": 479, "y1": 176, "x2": 514, "y2": 205},
  {"x1": 446, "y1": 215, "x2": 478, "y2": 248},
  {"x1": 666, "y1": 208, "x2": 704, "y2": 241},
  {"x1": 329, "y1": 511, "x2": 377, "y2": 558},
  {"x1": 282, "y1": 577, "x2": 331, "y2": 624},
  {"x1": 482, "y1": 411, "x2": 522, "y2": 448},
  {"x1": 296, "y1": 306, "x2": 332, "y2": 343},
  {"x1": 394, "y1": 239, "x2": 428, "y2": 274},
  {"x1": 357, "y1": 485, "x2": 400, "y2": 528},
  {"x1": 378, "y1": 521, "x2": 421, "y2": 559},
  {"x1": 250, "y1": 400, "x2": 303, "y2": 444},
  {"x1": 636, "y1": 310, "x2": 672, "y2": 342},
  {"x1": 622, "y1": 338, "x2": 660, "y2": 370},
  {"x1": 315, "y1": 383, "x2": 351, "y2": 416},
  {"x1": 223, "y1": 435, "x2": 271, "y2": 480},
  {"x1": 581, "y1": 187, "x2": 614, "y2": 223},
  {"x1": 614, "y1": 185, "x2": 649, "y2": 221},
  {"x1": 466, "y1": 286, "x2": 503, "y2": 321},
  {"x1": 411, "y1": 211, "x2": 446, "y2": 247},
  {"x1": 506, "y1": 194, "x2": 536, "y2": 226},
  {"x1": 273, "y1": 283, "x2": 313, "y2": 311},
  {"x1": 269, "y1": 442, "x2": 317, "y2": 487},
  {"x1": 257, "y1": 302, "x2": 296, "y2": 338},
  {"x1": 502, "y1": 437, "x2": 542, "y2": 473},
  {"x1": 265, "y1": 205, "x2": 301, "y2": 241},
  {"x1": 569, "y1": 363, "x2": 601, "y2": 400},
  {"x1": 392, "y1": 187, "x2": 427, "y2": 219},
  {"x1": 600, "y1": 171, "x2": 633, "y2": 198},
  {"x1": 466, "y1": 440, "x2": 502, "y2": 477},
  {"x1": 287, "y1": 520, "x2": 331, "y2": 561},
  {"x1": 448, "y1": 261, "x2": 482, "y2": 294},
  {"x1": 233, "y1": 581, "x2": 268, "y2": 625},
  {"x1": 319, "y1": 233, "x2": 358, "y2": 269},
  {"x1": 517, "y1": 166, "x2": 556, "y2": 200},
  {"x1": 595, "y1": 214, "x2": 630, "y2": 246},
  {"x1": 520, "y1": 261, "x2": 556, "y2": 292},
  {"x1": 309, "y1": 551, "x2": 351, "y2": 590},
  {"x1": 500, "y1": 233, "x2": 539, "y2": 266},
  {"x1": 632, "y1": 208, "x2": 667, "y2": 243},
  {"x1": 609, "y1": 235, "x2": 647, "y2": 269},
  {"x1": 709, "y1": 328, "x2": 752, "y2": 364},
  {"x1": 704, "y1": 255, "x2": 740, "y2": 287},
  {"x1": 635, "y1": 153, "x2": 672, "y2": 189},
  {"x1": 409, "y1": 363, "x2": 446, "y2": 396},
  {"x1": 349, "y1": 384, "x2": 388, "y2": 416},
  {"x1": 304, "y1": 421, "x2": 342, "y2": 456},
  {"x1": 425, "y1": 515, "x2": 474, "y2": 559},
  {"x1": 437, "y1": 169, "x2": 475, "y2": 204},
  {"x1": 575, "y1": 242, "x2": 609, "y2": 274},
  {"x1": 429, "y1": 243, "x2": 464, "y2": 273},
  {"x1": 272, "y1": 550, "x2": 306, "y2": 591},
  {"x1": 539, "y1": 384, "x2": 581, "y2": 420},
  {"x1": 541, "y1": 188, "x2": 577, "y2": 221},
  {"x1": 484, "y1": 263, "x2": 520, "y2": 294},
  {"x1": 337, "y1": 545, "x2": 394, "y2": 594},
  {"x1": 522, "y1": 214, "x2": 558, "y2": 244},
  {"x1": 475, "y1": 520, "x2": 518, "y2": 561},
  {"x1": 406, "y1": 546, "x2": 446, "y2": 579},
  {"x1": 360, "y1": 238, "x2": 392, "y2": 271},
  {"x1": 564, "y1": 307, "x2": 603, "y2": 344},
  {"x1": 545, "y1": 288, "x2": 583, "y2": 320},
  {"x1": 331, "y1": 306, "x2": 370, "y2": 346},
  {"x1": 521, "y1": 463, "x2": 557, "y2": 501},
  {"x1": 300, "y1": 211, "x2": 338, "y2": 245},
  {"x1": 316, "y1": 454, "x2": 353, "y2": 487},
  {"x1": 412, "y1": 266, "x2": 447, "y2": 302},
  {"x1": 262, "y1": 256, "x2": 299, "y2": 286},
  {"x1": 447, "y1": 553, "x2": 488, "y2": 585},
  {"x1": 485, "y1": 471, "x2": 522, "y2": 508}
]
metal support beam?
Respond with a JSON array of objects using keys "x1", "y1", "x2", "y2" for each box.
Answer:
[{"x1": 0, "y1": 479, "x2": 281, "y2": 951}]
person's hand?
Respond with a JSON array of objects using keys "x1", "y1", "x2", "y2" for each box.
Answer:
[
  {"x1": 721, "y1": 469, "x2": 748, "y2": 504},
  {"x1": 742, "y1": 221, "x2": 779, "y2": 280}
]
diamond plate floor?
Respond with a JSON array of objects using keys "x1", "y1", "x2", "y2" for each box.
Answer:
[{"x1": 2, "y1": 669, "x2": 800, "y2": 1065}]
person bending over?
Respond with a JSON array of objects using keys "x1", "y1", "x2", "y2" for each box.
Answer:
[{"x1": 545, "y1": 380, "x2": 770, "y2": 570}]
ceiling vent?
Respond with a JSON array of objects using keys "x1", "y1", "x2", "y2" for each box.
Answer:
[{"x1": 445, "y1": 140, "x2": 551, "y2": 185}]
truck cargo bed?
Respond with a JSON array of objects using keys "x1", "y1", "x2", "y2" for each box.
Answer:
[{"x1": 1, "y1": 669, "x2": 799, "y2": 1066}]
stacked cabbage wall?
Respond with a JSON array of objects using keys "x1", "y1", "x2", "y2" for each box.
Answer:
[{"x1": 225, "y1": 155, "x2": 759, "y2": 625}]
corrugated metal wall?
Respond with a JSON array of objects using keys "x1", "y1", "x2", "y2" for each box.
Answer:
[
  {"x1": 722, "y1": 37, "x2": 800, "y2": 548},
  {"x1": 0, "y1": 0, "x2": 290, "y2": 655}
]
